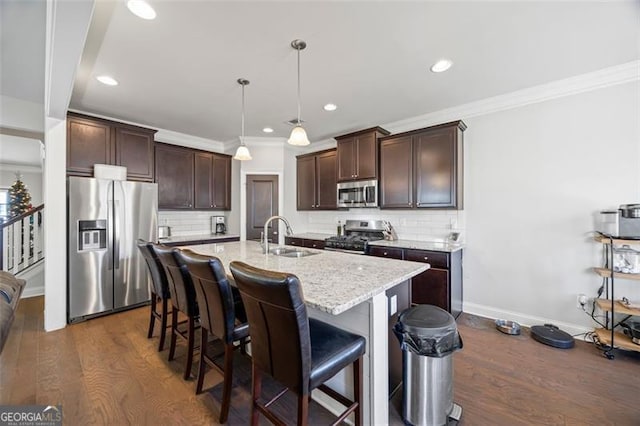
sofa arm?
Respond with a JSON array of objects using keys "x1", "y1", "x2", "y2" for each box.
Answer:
[
  {"x1": 0, "y1": 271, "x2": 26, "y2": 355},
  {"x1": 0, "y1": 301, "x2": 14, "y2": 354}
]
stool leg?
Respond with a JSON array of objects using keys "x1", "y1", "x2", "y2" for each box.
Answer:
[
  {"x1": 219, "y1": 342, "x2": 234, "y2": 423},
  {"x1": 251, "y1": 365, "x2": 262, "y2": 426},
  {"x1": 158, "y1": 297, "x2": 169, "y2": 351},
  {"x1": 147, "y1": 292, "x2": 157, "y2": 338},
  {"x1": 354, "y1": 357, "x2": 363, "y2": 426},
  {"x1": 297, "y1": 394, "x2": 309, "y2": 426},
  {"x1": 196, "y1": 328, "x2": 207, "y2": 394},
  {"x1": 183, "y1": 316, "x2": 195, "y2": 380},
  {"x1": 168, "y1": 308, "x2": 178, "y2": 361}
]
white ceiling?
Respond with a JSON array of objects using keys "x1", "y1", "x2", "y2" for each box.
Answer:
[
  {"x1": 0, "y1": 0, "x2": 45, "y2": 104},
  {"x1": 0, "y1": 1, "x2": 638, "y2": 147},
  {"x1": 32, "y1": 1, "x2": 640, "y2": 145}
]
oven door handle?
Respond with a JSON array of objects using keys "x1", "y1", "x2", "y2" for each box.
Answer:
[{"x1": 324, "y1": 247, "x2": 366, "y2": 255}]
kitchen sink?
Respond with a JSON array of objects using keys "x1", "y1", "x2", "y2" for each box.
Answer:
[{"x1": 269, "y1": 247, "x2": 319, "y2": 258}]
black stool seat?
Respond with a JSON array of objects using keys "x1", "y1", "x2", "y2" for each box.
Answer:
[
  {"x1": 230, "y1": 260, "x2": 366, "y2": 426},
  {"x1": 309, "y1": 318, "x2": 365, "y2": 391}
]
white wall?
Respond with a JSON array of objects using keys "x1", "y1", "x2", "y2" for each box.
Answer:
[
  {"x1": 295, "y1": 79, "x2": 640, "y2": 335},
  {"x1": 461, "y1": 81, "x2": 640, "y2": 333},
  {"x1": 43, "y1": 117, "x2": 67, "y2": 331},
  {"x1": 158, "y1": 210, "x2": 228, "y2": 236},
  {"x1": 0, "y1": 96, "x2": 43, "y2": 132},
  {"x1": 236, "y1": 140, "x2": 297, "y2": 242}
]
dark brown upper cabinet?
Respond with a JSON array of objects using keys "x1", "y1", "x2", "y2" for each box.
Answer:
[
  {"x1": 67, "y1": 113, "x2": 156, "y2": 182},
  {"x1": 194, "y1": 152, "x2": 231, "y2": 210},
  {"x1": 379, "y1": 135, "x2": 414, "y2": 208},
  {"x1": 335, "y1": 127, "x2": 389, "y2": 182},
  {"x1": 156, "y1": 143, "x2": 231, "y2": 211},
  {"x1": 296, "y1": 149, "x2": 337, "y2": 210},
  {"x1": 379, "y1": 121, "x2": 466, "y2": 210},
  {"x1": 155, "y1": 143, "x2": 194, "y2": 209}
]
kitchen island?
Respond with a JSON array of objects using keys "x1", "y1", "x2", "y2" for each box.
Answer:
[{"x1": 182, "y1": 240, "x2": 428, "y2": 424}]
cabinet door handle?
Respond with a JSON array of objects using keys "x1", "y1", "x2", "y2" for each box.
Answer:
[
  {"x1": 424, "y1": 257, "x2": 428, "y2": 260},
  {"x1": 383, "y1": 252, "x2": 388, "y2": 256}
]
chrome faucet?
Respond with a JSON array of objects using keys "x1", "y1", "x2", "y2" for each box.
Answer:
[{"x1": 263, "y1": 216, "x2": 293, "y2": 254}]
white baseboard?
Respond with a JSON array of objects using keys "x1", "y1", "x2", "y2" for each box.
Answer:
[
  {"x1": 463, "y1": 302, "x2": 593, "y2": 340},
  {"x1": 16, "y1": 263, "x2": 45, "y2": 298},
  {"x1": 21, "y1": 285, "x2": 44, "y2": 298}
]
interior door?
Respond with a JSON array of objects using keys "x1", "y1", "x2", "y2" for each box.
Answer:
[{"x1": 246, "y1": 175, "x2": 279, "y2": 241}]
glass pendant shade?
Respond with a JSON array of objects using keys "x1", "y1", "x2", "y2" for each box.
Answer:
[
  {"x1": 288, "y1": 125, "x2": 310, "y2": 146},
  {"x1": 288, "y1": 39, "x2": 310, "y2": 147},
  {"x1": 234, "y1": 78, "x2": 252, "y2": 161},
  {"x1": 234, "y1": 144, "x2": 252, "y2": 161}
]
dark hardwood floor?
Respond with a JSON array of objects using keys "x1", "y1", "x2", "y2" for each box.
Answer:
[{"x1": 1, "y1": 297, "x2": 639, "y2": 425}]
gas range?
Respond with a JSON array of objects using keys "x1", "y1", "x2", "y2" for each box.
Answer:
[
  {"x1": 324, "y1": 220, "x2": 395, "y2": 254},
  {"x1": 324, "y1": 234, "x2": 382, "y2": 254}
]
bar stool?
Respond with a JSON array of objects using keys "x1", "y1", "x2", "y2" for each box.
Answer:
[
  {"x1": 229, "y1": 261, "x2": 366, "y2": 426},
  {"x1": 176, "y1": 249, "x2": 250, "y2": 423},
  {"x1": 152, "y1": 243, "x2": 200, "y2": 380},
  {"x1": 137, "y1": 239, "x2": 171, "y2": 351}
]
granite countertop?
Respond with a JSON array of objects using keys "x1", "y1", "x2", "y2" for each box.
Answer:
[
  {"x1": 158, "y1": 233, "x2": 240, "y2": 244},
  {"x1": 288, "y1": 232, "x2": 335, "y2": 240},
  {"x1": 182, "y1": 241, "x2": 427, "y2": 315},
  {"x1": 368, "y1": 239, "x2": 464, "y2": 253}
]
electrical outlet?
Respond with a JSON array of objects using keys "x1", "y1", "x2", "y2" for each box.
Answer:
[{"x1": 576, "y1": 293, "x2": 588, "y2": 309}]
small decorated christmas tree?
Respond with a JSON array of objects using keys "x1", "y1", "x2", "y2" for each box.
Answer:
[{"x1": 8, "y1": 173, "x2": 32, "y2": 218}]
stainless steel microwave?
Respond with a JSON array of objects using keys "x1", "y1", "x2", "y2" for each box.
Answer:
[{"x1": 337, "y1": 179, "x2": 378, "y2": 208}]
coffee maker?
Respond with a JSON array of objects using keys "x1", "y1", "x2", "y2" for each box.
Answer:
[{"x1": 212, "y1": 216, "x2": 226, "y2": 234}]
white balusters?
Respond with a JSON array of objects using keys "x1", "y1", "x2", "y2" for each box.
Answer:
[{"x1": 1, "y1": 207, "x2": 45, "y2": 274}]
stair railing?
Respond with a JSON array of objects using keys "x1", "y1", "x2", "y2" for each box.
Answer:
[{"x1": 0, "y1": 204, "x2": 44, "y2": 274}]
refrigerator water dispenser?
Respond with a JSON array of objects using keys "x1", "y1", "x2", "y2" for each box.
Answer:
[{"x1": 78, "y1": 220, "x2": 107, "y2": 251}]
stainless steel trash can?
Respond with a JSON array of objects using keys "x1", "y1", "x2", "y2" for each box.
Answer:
[{"x1": 394, "y1": 305, "x2": 463, "y2": 426}]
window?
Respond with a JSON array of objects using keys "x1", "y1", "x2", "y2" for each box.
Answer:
[{"x1": 0, "y1": 189, "x2": 8, "y2": 223}]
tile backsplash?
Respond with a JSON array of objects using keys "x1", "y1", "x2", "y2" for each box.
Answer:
[
  {"x1": 303, "y1": 209, "x2": 466, "y2": 242},
  {"x1": 158, "y1": 211, "x2": 225, "y2": 236}
]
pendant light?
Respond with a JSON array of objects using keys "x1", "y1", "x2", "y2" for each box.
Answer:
[
  {"x1": 234, "y1": 78, "x2": 252, "y2": 161},
  {"x1": 288, "y1": 39, "x2": 310, "y2": 146}
]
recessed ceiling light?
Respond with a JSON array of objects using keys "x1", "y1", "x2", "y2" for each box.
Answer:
[
  {"x1": 262, "y1": 127, "x2": 274, "y2": 133},
  {"x1": 430, "y1": 59, "x2": 453, "y2": 73},
  {"x1": 323, "y1": 103, "x2": 337, "y2": 111},
  {"x1": 127, "y1": 0, "x2": 156, "y2": 20},
  {"x1": 96, "y1": 75, "x2": 118, "y2": 86}
]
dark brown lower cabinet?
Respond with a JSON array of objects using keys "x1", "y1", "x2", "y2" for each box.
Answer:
[
  {"x1": 386, "y1": 280, "x2": 410, "y2": 396},
  {"x1": 368, "y1": 245, "x2": 462, "y2": 318},
  {"x1": 284, "y1": 237, "x2": 325, "y2": 249}
]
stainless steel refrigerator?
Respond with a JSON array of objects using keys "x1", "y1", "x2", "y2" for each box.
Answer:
[{"x1": 67, "y1": 176, "x2": 157, "y2": 323}]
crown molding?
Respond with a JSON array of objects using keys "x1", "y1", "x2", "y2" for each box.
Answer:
[
  {"x1": 300, "y1": 138, "x2": 336, "y2": 154},
  {"x1": 67, "y1": 108, "x2": 225, "y2": 152},
  {"x1": 0, "y1": 162, "x2": 42, "y2": 173},
  {"x1": 384, "y1": 60, "x2": 640, "y2": 134},
  {"x1": 154, "y1": 129, "x2": 224, "y2": 152},
  {"x1": 0, "y1": 127, "x2": 44, "y2": 141},
  {"x1": 228, "y1": 136, "x2": 294, "y2": 150}
]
